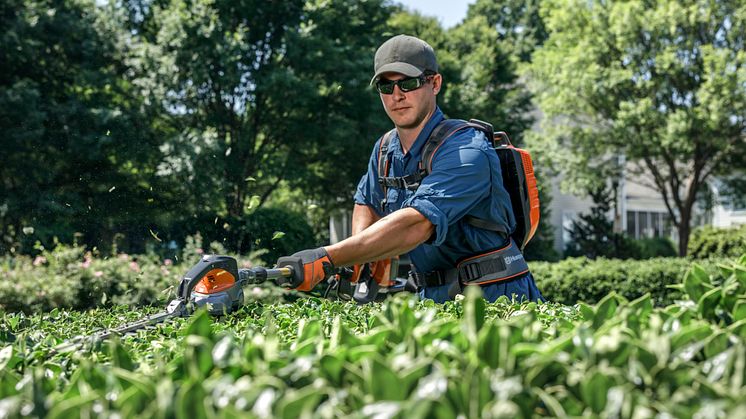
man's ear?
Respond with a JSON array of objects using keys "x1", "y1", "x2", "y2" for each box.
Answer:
[{"x1": 432, "y1": 74, "x2": 443, "y2": 95}]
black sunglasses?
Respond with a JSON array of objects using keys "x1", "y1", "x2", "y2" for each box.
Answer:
[{"x1": 375, "y1": 74, "x2": 431, "y2": 94}]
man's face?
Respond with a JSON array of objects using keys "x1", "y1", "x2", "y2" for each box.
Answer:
[{"x1": 378, "y1": 72, "x2": 442, "y2": 130}]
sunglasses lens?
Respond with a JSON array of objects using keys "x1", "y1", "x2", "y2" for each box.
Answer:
[
  {"x1": 376, "y1": 80, "x2": 394, "y2": 94},
  {"x1": 399, "y1": 77, "x2": 421, "y2": 92}
]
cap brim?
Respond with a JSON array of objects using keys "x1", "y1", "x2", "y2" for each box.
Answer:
[{"x1": 370, "y1": 62, "x2": 423, "y2": 85}]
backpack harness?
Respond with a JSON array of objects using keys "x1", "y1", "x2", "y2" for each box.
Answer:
[{"x1": 376, "y1": 118, "x2": 540, "y2": 292}]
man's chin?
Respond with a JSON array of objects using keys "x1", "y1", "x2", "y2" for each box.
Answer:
[{"x1": 391, "y1": 116, "x2": 420, "y2": 130}]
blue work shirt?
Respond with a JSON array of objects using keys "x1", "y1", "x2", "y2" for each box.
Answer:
[{"x1": 354, "y1": 107, "x2": 544, "y2": 303}]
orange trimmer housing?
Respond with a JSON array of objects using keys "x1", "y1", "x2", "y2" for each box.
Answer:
[{"x1": 194, "y1": 268, "x2": 237, "y2": 294}]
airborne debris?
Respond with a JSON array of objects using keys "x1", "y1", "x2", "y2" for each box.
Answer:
[
  {"x1": 271, "y1": 231, "x2": 285, "y2": 240},
  {"x1": 149, "y1": 229, "x2": 162, "y2": 242},
  {"x1": 108, "y1": 186, "x2": 116, "y2": 192}
]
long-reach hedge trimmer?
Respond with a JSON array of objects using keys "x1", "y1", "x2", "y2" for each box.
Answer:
[
  {"x1": 53, "y1": 254, "x2": 413, "y2": 353},
  {"x1": 53, "y1": 255, "x2": 295, "y2": 353}
]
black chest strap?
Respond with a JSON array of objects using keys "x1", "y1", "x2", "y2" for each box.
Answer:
[
  {"x1": 378, "y1": 169, "x2": 428, "y2": 191},
  {"x1": 411, "y1": 238, "x2": 529, "y2": 289}
]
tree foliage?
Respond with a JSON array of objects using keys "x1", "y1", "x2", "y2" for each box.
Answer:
[
  {"x1": 0, "y1": 0, "x2": 171, "y2": 254},
  {"x1": 129, "y1": 0, "x2": 392, "y2": 224},
  {"x1": 526, "y1": 0, "x2": 746, "y2": 256}
]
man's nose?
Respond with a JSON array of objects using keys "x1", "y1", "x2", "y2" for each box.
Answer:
[{"x1": 392, "y1": 84, "x2": 406, "y2": 99}]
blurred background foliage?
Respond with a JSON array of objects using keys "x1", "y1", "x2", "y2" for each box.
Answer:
[{"x1": 1, "y1": 0, "x2": 743, "y2": 262}]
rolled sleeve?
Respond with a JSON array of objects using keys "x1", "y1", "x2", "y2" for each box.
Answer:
[{"x1": 403, "y1": 138, "x2": 492, "y2": 246}]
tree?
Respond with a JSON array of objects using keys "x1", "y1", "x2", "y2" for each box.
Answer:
[
  {"x1": 128, "y1": 0, "x2": 393, "y2": 242},
  {"x1": 564, "y1": 183, "x2": 639, "y2": 259},
  {"x1": 526, "y1": 0, "x2": 746, "y2": 255},
  {"x1": 0, "y1": 0, "x2": 170, "y2": 254},
  {"x1": 466, "y1": 0, "x2": 548, "y2": 63}
]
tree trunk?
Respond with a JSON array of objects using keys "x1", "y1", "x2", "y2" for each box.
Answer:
[{"x1": 677, "y1": 207, "x2": 692, "y2": 257}]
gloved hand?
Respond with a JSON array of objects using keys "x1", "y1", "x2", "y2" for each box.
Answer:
[
  {"x1": 352, "y1": 258, "x2": 396, "y2": 287},
  {"x1": 276, "y1": 248, "x2": 334, "y2": 291}
]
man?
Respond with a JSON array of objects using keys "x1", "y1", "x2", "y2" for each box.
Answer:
[{"x1": 277, "y1": 34, "x2": 543, "y2": 303}]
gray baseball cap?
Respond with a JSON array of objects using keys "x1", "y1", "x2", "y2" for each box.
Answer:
[{"x1": 371, "y1": 35, "x2": 438, "y2": 84}]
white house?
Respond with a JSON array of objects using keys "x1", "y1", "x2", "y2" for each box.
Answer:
[{"x1": 548, "y1": 169, "x2": 745, "y2": 254}]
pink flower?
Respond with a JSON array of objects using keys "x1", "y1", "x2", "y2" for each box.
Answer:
[
  {"x1": 118, "y1": 254, "x2": 130, "y2": 261},
  {"x1": 163, "y1": 258, "x2": 173, "y2": 266},
  {"x1": 94, "y1": 271, "x2": 104, "y2": 277},
  {"x1": 33, "y1": 256, "x2": 47, "y2": 266},
  {"x1": 129, "y1": 261, "x2": 140, "y2": 272},
  {"x1": 195, "y1": 248, "x2": 204, "y2": 255}
]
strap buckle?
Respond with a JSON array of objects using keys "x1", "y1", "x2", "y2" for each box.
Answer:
[
  {"x1": 459, "y1": 263, "x2": 482, "y2": 282},
  {"x1": 412, "y1": 270, "x2": 449, "y2": 288}
]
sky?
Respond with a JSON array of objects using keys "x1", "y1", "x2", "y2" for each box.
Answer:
[{"x1": 395, "y1": 0, "x2": 475, "y2": 29}]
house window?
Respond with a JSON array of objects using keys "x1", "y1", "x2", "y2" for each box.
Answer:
[
  {"x1": 626, "y1": 211, "x2": 636, "y2": 237},
  {"x1": 662, "y1": 213, "x2": 674, "y2": 237},
  {"x1": 626, "y1": 210, "x2": 671, "y2": 239},
  {"x1": 639, "y1": 211, "x2": 649, "y2": 237},
  {"x1": 651, "y1": 212, "x2": 661, "y2": 237}
]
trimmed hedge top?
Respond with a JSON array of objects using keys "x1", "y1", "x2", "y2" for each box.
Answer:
[{"x1": 531, "y1": 257, "x2": 724, "y2": 306}]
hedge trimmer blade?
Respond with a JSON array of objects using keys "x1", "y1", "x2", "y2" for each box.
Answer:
[
  {"x1": 51, "y1": 255, "x2": 296, "y2": 355},
  {"x1": 52, "y1": 299, "x2": 187, "y2": 354}
]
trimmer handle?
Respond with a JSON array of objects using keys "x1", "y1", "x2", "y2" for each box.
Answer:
[{"x1": 238, "y1": 266, "x2": 295, "y2": 286}]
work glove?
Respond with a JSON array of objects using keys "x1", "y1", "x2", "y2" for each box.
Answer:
[
  {"x1": 352, "y1": 258, "x2": 396, "y2": 287},
  {"x1": 276, "y1": 247, "x2": 335, "y2": 291}
]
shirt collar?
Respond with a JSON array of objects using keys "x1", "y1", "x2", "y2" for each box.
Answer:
[{"x1": 389, "y1": 106, "x2": 445, "y2": 159}]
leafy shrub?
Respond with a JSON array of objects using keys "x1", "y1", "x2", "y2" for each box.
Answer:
[
  {"x1": 1, "y1": 255, "x2": 745, "y2": 417},
  {"x1": 0, "y1": 243, "x2": 178, "y2": 313},
  {"x1": 0, "y1": 235, "x2": 249, "y2": 313},
  {"x1": 636, "y1": 237, "x2": 677, "y2": 258},
  {"x1": 531, "y1": 257, "x2": 723, "y2": 306},
  {"x1": 672, "y1": 254, "x2": 746, "y2": 325},
  {"x1": 688, "y1": 224, "x2": 746, "y2": 259}
]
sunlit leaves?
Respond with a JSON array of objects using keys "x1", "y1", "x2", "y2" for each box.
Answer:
[{"x1": 2, "y1": 255, "x2": 746, "y2": 416}]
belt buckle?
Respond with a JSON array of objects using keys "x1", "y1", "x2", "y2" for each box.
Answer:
[{"x1": 460, "y1": 263, "x2": 481, "y2": 282}]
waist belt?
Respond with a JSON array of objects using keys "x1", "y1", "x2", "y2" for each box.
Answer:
[{"x1": 412, "y1": 238, "x2": 530, "y2": 289}]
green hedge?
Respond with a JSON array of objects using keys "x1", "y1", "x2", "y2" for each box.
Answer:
[
  {"x1": 2, "y1": 240, "x2": 736, "y2": 313},
  {"x1": 0, "y1": 236, "x2": 250, "y2": 313},
  {"x1": 531, "y1": 257, "x2": 724, "y2": 306},
  {"x1": 688, "y1": 224, "x2": 746, "y2": 259},
  {"x1": 2, "y1": 256, "x2": 745, "y2": 417}
]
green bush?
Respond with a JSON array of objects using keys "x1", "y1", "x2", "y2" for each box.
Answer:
[
  {"x1": 2, "y1": 256, "x2": 746, "y2": 417},
  {"x1": 0, "y1": 243, "x2": 178, "y2": 313},
  {"x1": 531, "y1": 256, "x2": 723, "y2": 306},
  {"x1": 688, "y1": 224, "x2": 746, "y2": 259},
  {"x1": 0, "y1": 235, "x2": 250, "y2": 313},
  {"x1": 636, "y1": 237, "x2": 677, "y2": 258}
]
